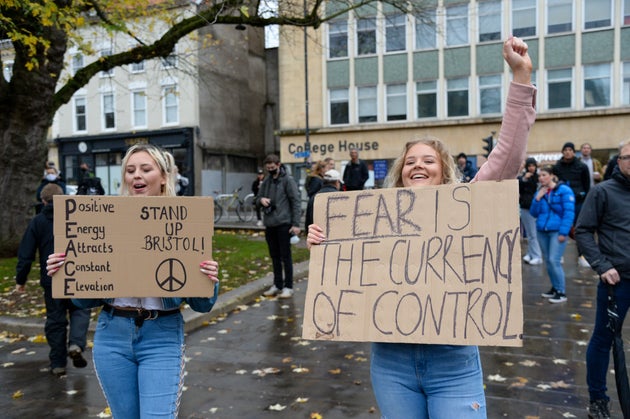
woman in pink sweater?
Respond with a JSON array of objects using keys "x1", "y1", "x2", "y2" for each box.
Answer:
[{"x1": 307, "y1": 37, "x2": 535, "y2": 418}]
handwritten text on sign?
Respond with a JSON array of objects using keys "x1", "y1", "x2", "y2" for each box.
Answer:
[
  {"x1": 302, "y1": 180, "x2": 523, "y2": 347},
  {"x1": 52, "y1": 196, "x2": 214, "y2": 298}
]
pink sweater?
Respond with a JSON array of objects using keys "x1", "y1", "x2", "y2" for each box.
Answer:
[{"x1": 472, "y1": 82, "x2": 537, "y2": 182}]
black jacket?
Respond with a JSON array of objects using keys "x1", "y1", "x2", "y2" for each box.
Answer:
[
  {"x1": 343, "y1": 160, "x2": 369, "y2": 190},
  {"x1": 256, "y1": 166, "x2": 301, "y2": 228},
  {"x1": 16, "y1": 203, "x2": 55, "y2": 287},
  {"x1": 518, "y1": 171, "x2": 539, "y2": 209},
  {"x1": 305, "y1": 183, "x2": 338, "y2": 230},
  {"x1": 575, "y1": 167, "x2": 630, "y2": 277},
  {"x1": 554, "y1": 157, "x2": 590, "y2": 203}
]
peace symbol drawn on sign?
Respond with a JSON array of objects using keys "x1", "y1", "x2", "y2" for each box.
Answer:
[{"x1": 155, "y1": 258, "x2": 187, "y2": 292}]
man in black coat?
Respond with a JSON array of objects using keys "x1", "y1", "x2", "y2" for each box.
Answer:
[
  {"x1": 16, "y1": 183, "x2": 91, "y2": 377},
  {"x1": 342, "y1": 148, "x2": 369, "y2": 191}
]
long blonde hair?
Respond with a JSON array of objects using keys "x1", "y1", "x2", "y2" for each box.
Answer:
[
  {"x1": 384, "y1": 136, "x2": 459, "y2": 188},
  {"x1": 119, "y1": 144, "x2": 176, "y2": 197}
]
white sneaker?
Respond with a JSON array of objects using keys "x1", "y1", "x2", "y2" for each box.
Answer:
[
  {"x1": 578, "y1": 256, "x2": 591, "y2": 268},
  {"x1": 256, "y1": 220, "x2": 263, "y2": 227},
  {"x1": 523, "y1": 254, "x2": 531, "y2": 263},
  {"x1": 528, "y1": 258, "x2": 543, "y2": 265},
  {"x1": 277, "y1": 288, "x2": 294, "y2": 298},
  {"x1": 263, "y1": 285, "x2": 279, "y2": 296}
]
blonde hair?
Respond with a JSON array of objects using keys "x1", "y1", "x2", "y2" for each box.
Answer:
[
  {"x1": 119, "y1": 144, "x2": 176, "y2": 197},
  {"x1": 384, "y1": 136, "x2": 459, "y2": 188}
]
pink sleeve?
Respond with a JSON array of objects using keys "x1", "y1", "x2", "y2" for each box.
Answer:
[{"x1": 472, "y1": 82, "x2": 537, "y2": 182}]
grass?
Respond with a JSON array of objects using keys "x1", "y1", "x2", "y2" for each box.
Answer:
[{"x1": 0, "y1": 229, "x2": 310, "y2": 318}]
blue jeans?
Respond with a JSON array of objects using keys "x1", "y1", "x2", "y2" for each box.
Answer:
[
  {"x1": 43, "y1": 285, "x2": 90, "y2": 369},
  {"x1": 520, "y1": 208, "x2": 541, "y2": 260},
  {"x1": 370, "y1": 343, "x2": 486, "y2": 418},
  {"x1": 587, "y1": 280, "x2": 630, "y2": 401},
  {"x1": 93, "y1": 310, "x2": 185, "y2": 419},
  {"x1": 537, "y1": 230, "x2": 568, "y2": 293},
  {"x1": 265, "y1": 223, "x2": 293, "y2": 289}
]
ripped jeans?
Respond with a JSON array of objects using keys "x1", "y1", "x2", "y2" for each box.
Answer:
[{"x1": 371, "y1": 342, "x2": 486, "y2": 419}]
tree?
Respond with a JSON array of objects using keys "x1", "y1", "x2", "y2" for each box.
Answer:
[{"x1": 0, "y1": 0, "x2": 428, "y2": 254}]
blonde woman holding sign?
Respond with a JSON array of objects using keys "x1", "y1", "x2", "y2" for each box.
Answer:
[
  {"x1": 307, "y1": 37, "x2": 535, "y2": 418},
  {"x1": 46, "y1": 144, "x2": 220, "y2": 419}
]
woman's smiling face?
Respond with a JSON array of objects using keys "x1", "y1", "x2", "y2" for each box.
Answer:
[
  {"x1": 124, "y1": 151, "x2": 166, "y2": 196},
  {"x1": 401, "y1": 143, "x2": 444, "y2": 187}
]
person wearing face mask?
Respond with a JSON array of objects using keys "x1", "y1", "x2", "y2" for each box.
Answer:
[{"x1": 35, "y1": 166, "x2": 67, "y2": 214}]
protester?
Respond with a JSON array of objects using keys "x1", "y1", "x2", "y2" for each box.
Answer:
[
  {"x1": 305, "y1": 160, "x2": 326, "y2": 198},
  {"x1": 257, "y1": 154, "x2": 302, "y2": 299},
  {"x1": 456, "y1": 152, "x2": 477, "y2": 183},
  {"x1": 308, "y1": 36, "x2": 535, "y2": 418},
  {"x1": 174, "y1": 165, "x2": 189, "y2": 196},
  {"x1": 46, "y1": 144, "x2": 220, "y2": 418},
  {"x1": 579, "y1": 142, "x2": 603, "y2": 186},
  {"x1": 35, "y1": 166, "x2": 66, "y2": 213},
  {"x1": 77, "y1": 162, "x2": 105, "y2": 195},
  {"x1": 16, "y1": 183, "x2": 91, "y2": 377},
  {"x1": 529, "y1": 165, "x2": 575, "y2": 303},
  {"x1": 304, "y1": 169, "x2": 342, "y2": 231},
  {"x1": 575, "y1": 139, "x2": 630, "y2": 419},
  {"x1": 342, "y1": 148, "x2": 369, "y2": 191},
  {"x1": 324, "y1": 157, "x2": 335, "y2": 171},
  {"x1": 252, "y1": 168, "x2": 265, "y2": 226},
  {"x1": 518, "y1": 157, "x2": 542, "y2": 265}
]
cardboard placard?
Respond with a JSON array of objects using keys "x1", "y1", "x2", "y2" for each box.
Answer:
[
  {"x1": 302, "y1": 180, "x2": 523, "y2": 347},
  {"x1": 52, "y1": 196, "x2": 214, "y2": 298}
]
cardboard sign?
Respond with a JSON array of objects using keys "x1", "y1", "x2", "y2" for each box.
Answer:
[
  {"x1": 302, "y1": 180, "x2": 523, "y2": 347},
  {"x1": 52, "y1": 196, "x2": 214, "y2": 298}
]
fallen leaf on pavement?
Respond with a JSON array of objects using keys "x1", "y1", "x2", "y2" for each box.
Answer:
[{"x1": 268, "y1": 403, "x2": 286, "y2": 411}]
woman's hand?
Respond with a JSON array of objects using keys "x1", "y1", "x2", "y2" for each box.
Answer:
[
  {"x1": 46, "y1": 253, "x2": 66, "y2": 276},
  {"x1": 503, "y1": 36, "x2": 532, "y2": 85},
  {"x1": 306, "y1": 224, "x2": 325, "y2": 250},
  {"x1": 200, "y1": 260, "x2": 220, "y2": 283},
  {"x1": 558, "y1": 234, "x2": 567, "y2": 243},
  {"x1": 535, "y1": 186, "x2": 548, "y2": 201}
]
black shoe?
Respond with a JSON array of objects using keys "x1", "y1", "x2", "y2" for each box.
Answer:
[
  {"x1": 588, "y1": 399, "x2": 611, "y2": 419},
  {"x1": 541, "y1": 287, "x2": 557, "y2": 298},
  {"x1": 68, "y1": 344, "x2": 87, "y2": 368},
  {"x1": 50, "y1": 367, "x2": 67, "y2": 377},
  {"x1": 549, "y1": 291, "x2": 567, "y2": 303}
]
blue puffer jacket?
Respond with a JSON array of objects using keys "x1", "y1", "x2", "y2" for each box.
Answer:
[{"x1": 529, "y1": 183, "x2": 575, "y2": 236}]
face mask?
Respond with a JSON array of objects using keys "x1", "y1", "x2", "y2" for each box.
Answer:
[
  {"x1": 268, "y1": 169, "x2": 278, "y2": 175},
  {"x1": 45, "y1": 174, "x2": 57, "y2": 182}
]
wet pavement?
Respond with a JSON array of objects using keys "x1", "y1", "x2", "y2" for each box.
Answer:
[{"x1": 1, "y1": 240, "x2": 628, "y2": 418}]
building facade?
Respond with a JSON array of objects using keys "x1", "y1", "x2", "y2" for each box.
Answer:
[{"x1": 278, "y1": 0, "x2": 630, "y2": 186}]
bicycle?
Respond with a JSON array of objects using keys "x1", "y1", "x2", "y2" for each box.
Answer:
[{"x1": 213, "y1": 187, "x2": 255, "y2": 223}]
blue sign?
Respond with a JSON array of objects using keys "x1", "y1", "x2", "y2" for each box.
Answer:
[
  {"x1": 373, "y1": 159, "x2": 388, "y2": 180},
  {"x1": 293, "y1": 151, "x2": 311, "y2": 159}
]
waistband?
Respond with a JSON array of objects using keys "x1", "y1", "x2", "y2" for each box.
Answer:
[{"x1": 102, "y1": 304, "x2": 180, "y2": 320}]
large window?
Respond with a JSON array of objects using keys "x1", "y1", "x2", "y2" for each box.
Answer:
[
  {"x1": 72, "y1": 54, "x2": 83, "y2": 76},
  {"x1": 446, "y1": 4, "x2": 468, "y2": 46},
  {"x1": 415, "y1": 9, "x2": 437, "y2": 50},
  {"x1": 386, "y1": 84, "x2": 407, "y2": 121},
  {"x1": 132, "y1": 91, "x2": 147, "y2": 128},
  {"x1": 584, "y1": 0, "x2": 612, "y2": 30},
  {"x1": 357, "y1": 18, "x2": 376, "y2": 55},
  {"x1": 447, "y1": 78, "x2": 469, "y2": 117},
  {"x1": 100, "y1": 48, "x2": 113, "y2": 77},
  {"x1": 625, "y1": 0, "x2": 630, "y2": 25},
  {"x1": 163, "y1": 85, "x2": 179, "y2": 125},
  {"x1": 416, "y1": 80, "x2": 437, "y2": 118},
  {"x1": 547, "y1": 0, "x2": 572, "y2": 34},
  {"x1": 512, "y1": 0, "x2": 536, "y2": 37},
  {"x1": 583, "y1": 64, "x2": 610, "y2": 108},
  {"x1": 357, "y1": 86, "x2": 377, "y2": 122},
  {"x1": 385, "y1": 14, "x2": 406, "y2": 52},
  {"x1": 623, "y1": 62, "x2": 630, "y2": 105},
  {"x1": 547, "y1": 68, "x2": 573, "y2": 109},
  {"x1": 74, "y1": 97, "x2": 87, "y2": 132},
  {"x1": 3, "y1": 61, "x2": 12, "y2": 81},
  {"x1": 102, "y1": 93, "x2": 116, "y2": 129},
  {"x1": 328, "y1": 20, "x2": 348, "y2": 58},
  {"x1": 479, "y1": 1, "x2": 501, "y2": 42},
  {"x1": 131, "y1": 61, "x2": 145, "y2": 73},
  {"x1": 479, "y1": 74, "x2": 502, "y2": 114},
  {"x1": 161, "y1": 50, "x2": 178, "y2": 69},
  {"x1": 329, "y1": 88, "x2": 349, "y2": 125}
]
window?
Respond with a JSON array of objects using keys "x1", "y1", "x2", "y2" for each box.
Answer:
[
  {"x1": 584, "y1": 0, "x2": 611, "y2": 30},
  {"x1": 131, "y1": 61, "x2": 145, "y2": 73},
  {"x1": 328, "y1": 20, "x2": 348, "y2": 58},
  {"x1": 385, "y1": 14, "x2": 406, "y2": 53},
  {"x1": 583, "y1": 63, "x2": 610, "y2": 108},
  {"x1": 446, "y1": 4, "x2": 468, "y2": 46},
  {"x1": 386, "y1": 84, "x2": 407, "y2": 121},
  {"x1": 329, "y1": 88, "x2": 349, "y2": 125},
  {"x1": 357, "y1": 86, "x2": 377, "y2": 122},
  {"x1": 161, "y1": 51, "x2": 178, "y2": 69},
  {"x1": 479, "y1": 1, "x2": 502, "y2": 42},
  {"x1": 100, "y1": 48, "x2": 113, "y2": 77},
  {"x1": 74, "y1": 97, "x2": 87, "y2": 132},
  {"x1": 163, "y1": 85, "x2": 179, "y2": 125},
  {"x1": 479, "y1": 75, "x2": 502, "y2": 114},
  {"x1": 623, "y1": 62, "x2": 630, "y2": 105},
  {"x1": 72, "y1": 54, "x2": 83, "y2": 76},
  {"x1": 132, "y1": 91, "x2": 147, "y2": 128},
  {"x1": 547, "y1": 68, "x2": 573, "y2": 109},
  {"x1": 547, "y1": 0, "x2": 572, "y2": 34},
  {"x1": 416, "y1": 80, "x2": 437, "y2": 118},
  {"x1": 415, "y1": 9, "x2": 437, "y2": 50},
  {"x1": 357, "y1": 18, "x2": 376, "y2": 55},
  {"x1": 625, "y1": 0, "x2": 630, "y2": 25},
  {"x1": 447, "y1": 78, "x2": 469, "y2": 117},
  {"x1": 3, "y1": 61, "x2": 12, "y2": 81},
  {"x1": 512, "y1": 0, "x2": 536, "y2": 37},
  {"x1": 102, "y1": 93, "x2": 116, "y2": 129}
]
